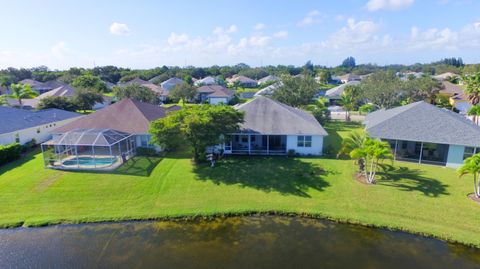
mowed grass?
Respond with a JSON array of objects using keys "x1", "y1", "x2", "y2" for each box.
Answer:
[{"x1": 0, "y1": 121, "x2": 480, "y2": 247}]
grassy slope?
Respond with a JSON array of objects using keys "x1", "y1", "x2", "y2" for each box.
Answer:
[{"x1": 0, "y1": 121, "x2": 479, "y2": 246}]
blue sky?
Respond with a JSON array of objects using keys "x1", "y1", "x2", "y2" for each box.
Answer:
[{"x1": 0, "y1": 0, "x2": 479, "y2": 69}]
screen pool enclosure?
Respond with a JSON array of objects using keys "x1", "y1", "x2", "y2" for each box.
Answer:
[{"x1": 41, "y1": 128, "x2": 136, "y2": 170}]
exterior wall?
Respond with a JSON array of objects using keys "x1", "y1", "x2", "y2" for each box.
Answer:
[
  {"x1": 0, "y1": 117, "x2": 80, "y2": 145},
  {"x1": 286, "y1": 135, "x2": 324, "y2": 156},
  {"x1": 446, "y1": 144, "x2": 465, "y2": 168},
  {"x1": 135, "y1": 134, "x2": 161, "y2": 152},
  {"x1": 209, "y1": 97, "x2": 229, "y2": 105}
]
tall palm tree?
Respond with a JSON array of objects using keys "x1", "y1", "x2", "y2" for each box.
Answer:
[
  {"x1": 8, "y1": 83, "x2": 38, "y2": 106},
  {"x1": 338, "y1": 93, "x2": 355, "y2": 121},
  {"x1": 458, "y1": 153, "x2": 480, "y2": 198},
  {"x1": 338, "y1": 131, "x2": 367, "y2": 171},
  {"x1": 467, "y1": 105, "x2": 480, "y2": 125},
  {"x1": 463, "y1": 73, "x2": 480, "y2": 106}
]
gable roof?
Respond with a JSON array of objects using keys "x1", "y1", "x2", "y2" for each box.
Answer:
[
  {"x1": 258, "y1": 75, "x2": 280, "y2": 84},
  {"x1": 53, "y1": 99, "x2": 180, "y2": 134},
  {"x1": 325, "y1": 81, "x2": 360, "y2": 98},
  {"x1": 38, "y1": 84, "x2": 76, "y2": 98},
  {"x1": 254, "y1": 82, "x2": 283, "y2": 97},
  {"x1": 0, "y1": 106, "x2": 81, "y2": 135},
  {"x1": 365, "y1": 101, "x2": 480, "y2": 147},
  {"x1": 194, "y1": 76, "x2": 217, "y2": 86},
  {"x1": 121, "y1": 78, "x2": 167, "y2": 96},
  {"x1": 227, "y1": 75, "x2": 257, "y2": 84},
  {"x1": 432, "y1": 72, "x2": 460, "y2": 81},
  {"x1": 197, "y1": 85, "x2": 234, "y2": 98},
  {"x1": 161, "y1": 77, "x2": 184, "y2": 91},
  {"x1": 235, "y1": 96, "x2": 327, "y2": 135},
  {"x1": 439, "y1": 81, "x2": 464, "y2": 96}
]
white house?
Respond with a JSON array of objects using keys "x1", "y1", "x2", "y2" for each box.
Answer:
[
  {"x1": 194, "y1": 76, "x2": 218, "y2": 86},
  {"x1": 196, "y1": 85, "x2": 235, "y2": 105},
  {"x1": 222, "y1": 96, "x2": 328, "y2": 155},
  {"x1": 0, "y1": 106, "x2": 82, "y2": 145}
]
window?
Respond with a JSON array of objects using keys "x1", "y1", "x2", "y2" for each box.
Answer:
[
  {"x1": 241, "y1": 136, "x2": 248, "y2": 143},
  {"x1": 14, "y1": 133, "x2": 20, "y2": 143},
  {"x1": 464, "y1": 147, "x2": 476, "y2": 160},
  {"x1": 297, "y1": 136, "x2": 312, "y2": 147},
  {"x1": 36, "y1": 128, "x2": 40, "y2": 134},
  {"x1": 140, "y1": 135, "x2": 149, "y2": 147}
]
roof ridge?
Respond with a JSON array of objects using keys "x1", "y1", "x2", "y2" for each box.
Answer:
[{"x1": 367, "y1": 101, "x2": 424, "y2": 129}]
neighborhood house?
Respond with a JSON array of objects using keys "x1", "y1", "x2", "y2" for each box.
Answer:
[
  {"x1": 222, "y1": 96, "x2": 327, "y2": 155},
  {"x1": 41, "y1": 99, "x2": 180, "y2": 170},
  {"x1": 196, "y1": 85, "x2": 234, "y2": 105},
  {"x1": 365, "y1": 101, "x2": 480, "y2": 168}
]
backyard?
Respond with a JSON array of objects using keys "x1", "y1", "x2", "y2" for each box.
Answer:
[{"x1": 0, "y1": 121, "x2": 479, "y2": 247}]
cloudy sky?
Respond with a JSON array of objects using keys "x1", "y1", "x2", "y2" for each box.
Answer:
[{"x1": 0, "y1": 0, "x2": 479, "y2": 69}]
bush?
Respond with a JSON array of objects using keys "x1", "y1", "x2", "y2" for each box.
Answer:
[
  {"x1": 0, "y1": 143, "x2": 22, "y2": 166},
  {"x1": 21, "y1": 139, "x2": 37, "y2": 153},
  {"x1": 287, "y1": 149, "x2": 296, "y2": 157},
  {"x1": 136, "y1": 147, "x2": 158, "y2": 156}
]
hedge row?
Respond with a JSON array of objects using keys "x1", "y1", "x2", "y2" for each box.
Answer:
[{"x1": 0, "y1": 143, "x2": 22, "y2": 166}]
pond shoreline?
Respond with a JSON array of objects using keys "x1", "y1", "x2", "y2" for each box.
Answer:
[{"x1": 2, "y1": 210, "x2": 479, "y2": 249}]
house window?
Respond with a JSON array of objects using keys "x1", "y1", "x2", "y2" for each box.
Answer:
[
  {"x1": 297, "y1": 136, "x2": 312, "y2": 147},
  {"x1": 36, "y1": 128, "x2": 40, "y2": 134},
  {"x1": 14, "y1": 133, "x2": 20, "y2": 143},
  {"x1": 241, "y1": 136, "x2": 248, "y2": 143},
  {"x1": 140, "y1": 135, "x2": 150, "y2": 147},
  {"x1": 464, "y1": 147, "x2": 477, "y2": 160}
]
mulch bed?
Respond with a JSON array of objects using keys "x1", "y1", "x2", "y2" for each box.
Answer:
[
  {"x1": 354, "y1": 173, "x2": 375, "y2": 185},
  {"x1": 468, "y1": 194, "x2": 480, "y2": 204}
]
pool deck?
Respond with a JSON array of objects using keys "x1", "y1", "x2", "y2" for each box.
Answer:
[{"x1": 47, "y1": 155, "x2": 126, "y2": 171}]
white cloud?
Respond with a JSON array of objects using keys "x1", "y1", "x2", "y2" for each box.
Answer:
[
  {"x1": 327, "y1": 19, "x2": 381, "y2": 48},
  {"x1": 366, "y1": 0, "x2": 414, "y2": 11},
  {"x1": 109, "y1": 22, "x2": 131, "y2": 36},
  {"x1": 273, "y1": 31, "x2": 289, "y2": 39},
  {"x1": 51, "y1": 41, "x2": 70, "y2": 58},
  {"x1": 167, "y1": 32, "x2": 190, "y2": 46},
  {"x1": 213, "y1": 25, "x2": 237, "y2": 35},
  {"x1": 254, "y1": 23, "x2": 266, "y2": 30},
  {"x1": 297, "y1": 10, "x2": 322, "y2": 26}
]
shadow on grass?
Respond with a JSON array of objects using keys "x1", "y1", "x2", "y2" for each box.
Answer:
[
  {"x1": 0, "y1": 149, "x2": 38, "y2": 176},
  {"x1": 193, "y1": 156, "x2": 332, "y2": 197},
  {"x1": 377, "y1": 164, "x2": 449, "y2": 197},
  {"x1": 323, "y1": 121, "x2": 363, "y2": 157},
  {"x1": 113, "y1": 156, "x2": 162, "y2": 177}
]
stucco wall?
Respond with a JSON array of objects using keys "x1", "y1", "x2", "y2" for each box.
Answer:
[
  {"x1": 0, "y1": 117, "x2": 80, "y2": 145},
  {"x1": 286, "y1": 135, "x2": 324, "y2": 156},
  {"x1": 446, "y1": 144, "x2": 465, "y2": 168}
]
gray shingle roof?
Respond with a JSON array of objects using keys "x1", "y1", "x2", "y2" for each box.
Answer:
[
  {"x1": 325, "y1": 81, "x2": 360, "y2": 99},
  {"x1": 0, "y1": 106, "x2": 81, "y2": 135},
  {"x1": 235, "y1": 96, "x2": 328, "y2": 136},
  {"x1": 258, "y1": 75, "x2": 280, "y2": 84},
  {"x1": 197, "y1": 85, "x2": 234, "y2": 98},
  {"x1": 365, "y1": 101, "x2": 480, "y2": 147}
]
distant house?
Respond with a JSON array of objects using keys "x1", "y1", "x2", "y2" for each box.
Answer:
[
  {"x1": 324, "y1": 81, "x2": 361, "y2": 106},
  {"x1": 161, "y1": 77, "x2": 185, "y2": 91},
  {"x1": 121, "y1": 78, "x2": 169, "y2": 102},
  {"x1": 221, "y1": 97, "x2": 327, "y2": 155},
  {"x1": 254, "y1": 82, "x2": 282, "y2": 97},
  {"x1": 258, "y1": 75, "x2": 280, "y2": 85},
  {"x1": 196, "y1": 85, "x2": 234, "y2": 105},
  {"x1": 437, "y1": 81, "x2": 470, "y2": 114},
  {"x1": 227, "y1": 75, "x2": 258, "y2": 88},
  {"x1": 0, "y1": 106, "x2": 81, "y2": 145},
  {"x1": 432, "y1": 72, "x2": 460, "y2": 81},
  {"x1": 194, "y1": 76, "x2": 218, "y2": 86},
  {"x1": 19, "y1": 79, "x2": 64, "y2": 94},
  {"x1": 332, "y1": 74, "x2": 361, "y2": 84},
  {"x1": 365, "y1": 101, "x2": 480, "y2": 167}
]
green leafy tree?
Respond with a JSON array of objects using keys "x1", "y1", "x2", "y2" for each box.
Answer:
[
  {"x1": 113, "y1": 83, "x2": 157, "y2": 103},
  {"x1": 37, "y1": 96, "x2": 78, "y2": 111},
  {"x1": 359, "y1": 71, "x2": 402, "y2": 109},
  {"x1": 341, "y1": 56, "x2": 356, "y2": 68},
  {"x1": 73, "y1": 88, "x2": 104, "y2": 112},
  {"x1": 304, "y1": 98, "x2": 330, "y2": 125},
  {"x1": 458, "y1": 153, "x2": 480, "y2": 198},
  {"x1": 8, "y1": 83, "x2": 38, "y2": 106},
  {"x1": 359, "y1": 103, "x2": 376, "y2": 114},
  {"x1": 318, "y1": 69, "x2": 332, "y2": 84},
  {"x1": 404, "y1": 77, "x2": 443, "y2": 104},
  {"x1": 350, "y1": 138, "x2": 393, "y2": 184},
  {"x1": 170, "y1": 83, "x2": 197, "y2": 106},
  {"x1": 0, "y1": 95, "x2": 7, "y2": 106},
  {"x1": 272, "y1": 75, "x2": 319, "y2": 107},
  {"x1": 150, "y1": 105, "x2": 244, "y2": 162},
  {"x1": 72, "y1": 75, "x2": 108, "y2": 93}
]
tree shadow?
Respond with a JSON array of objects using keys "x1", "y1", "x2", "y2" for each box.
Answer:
[
  {"x1": 113, "y1": 156, "x2": 162, "y2": 177},
  {"x1": 0, "y1": 149, "x2": 38, "y2": 176},
  {"x1": 192, "y1": 156, "x2": 332, "y2": 197},
  {"x1": 376, "y1": 164, "x2": 449, "y2": 197}
]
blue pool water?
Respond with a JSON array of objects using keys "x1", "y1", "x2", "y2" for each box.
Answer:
[{"x1": 63, "y1": 157, "x2": 116, "y2": 166}]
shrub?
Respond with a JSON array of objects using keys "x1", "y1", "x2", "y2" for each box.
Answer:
[
  {"x1": 0, "y1": 143, "x2": 22, "y2": 165},
  {"x1": 136, "y1": 147, "x2": 158, "y2": 156},
  {"x1": 287, "y1": 149, "x2": 296, "y2": 157},
  {"x1": 21, "y1": 139, "x2": 37, "y2": 153}
]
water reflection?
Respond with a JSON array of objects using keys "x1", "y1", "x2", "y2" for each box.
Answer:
[{"x1": 0, "y1": 216, "x2": 478, "y2": 269}]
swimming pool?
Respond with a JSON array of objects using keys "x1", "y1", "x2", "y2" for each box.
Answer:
[{"x1": 62, "y1": 157, "x2": 117, "y2": 167}]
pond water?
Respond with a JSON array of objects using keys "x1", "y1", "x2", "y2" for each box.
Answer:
[{"x1": 0, "y1": 216, "x2": 479, "y2": 269}]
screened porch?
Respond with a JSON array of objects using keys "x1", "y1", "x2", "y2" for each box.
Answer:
[
  {"x1": 385, "y1": 139, "x2": 450, "y2": 166},
  {"x1": 225, "y1": 134, "x2": 287, "y2": 155}
]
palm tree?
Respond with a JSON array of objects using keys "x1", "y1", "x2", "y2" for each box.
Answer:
[
  {"x1": 458, "y1": 153, "x2": 480, "y2": 198},
  {"x1": 338, "y1": 131, "x2": 367, "y2": 171},
  {"x1": 467, "y1": 105, "x2": 480, "y2": 125},
  {"x1": 350, "y1": 138, "x2": 393, "y2": 184},
  {"x1": 463, "y1": 73, "x2": 480, "y2": 106},
  {"x1": 338, "y1": 93, "x2": 355, "y2": 121},
  {"x1": 8, "y1": 83, "x2": 38, "y2": 106}
]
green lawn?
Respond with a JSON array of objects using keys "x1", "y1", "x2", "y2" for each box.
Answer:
[{"x1": 0, "y1": 122, "x2": 480, "y2": 247}]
